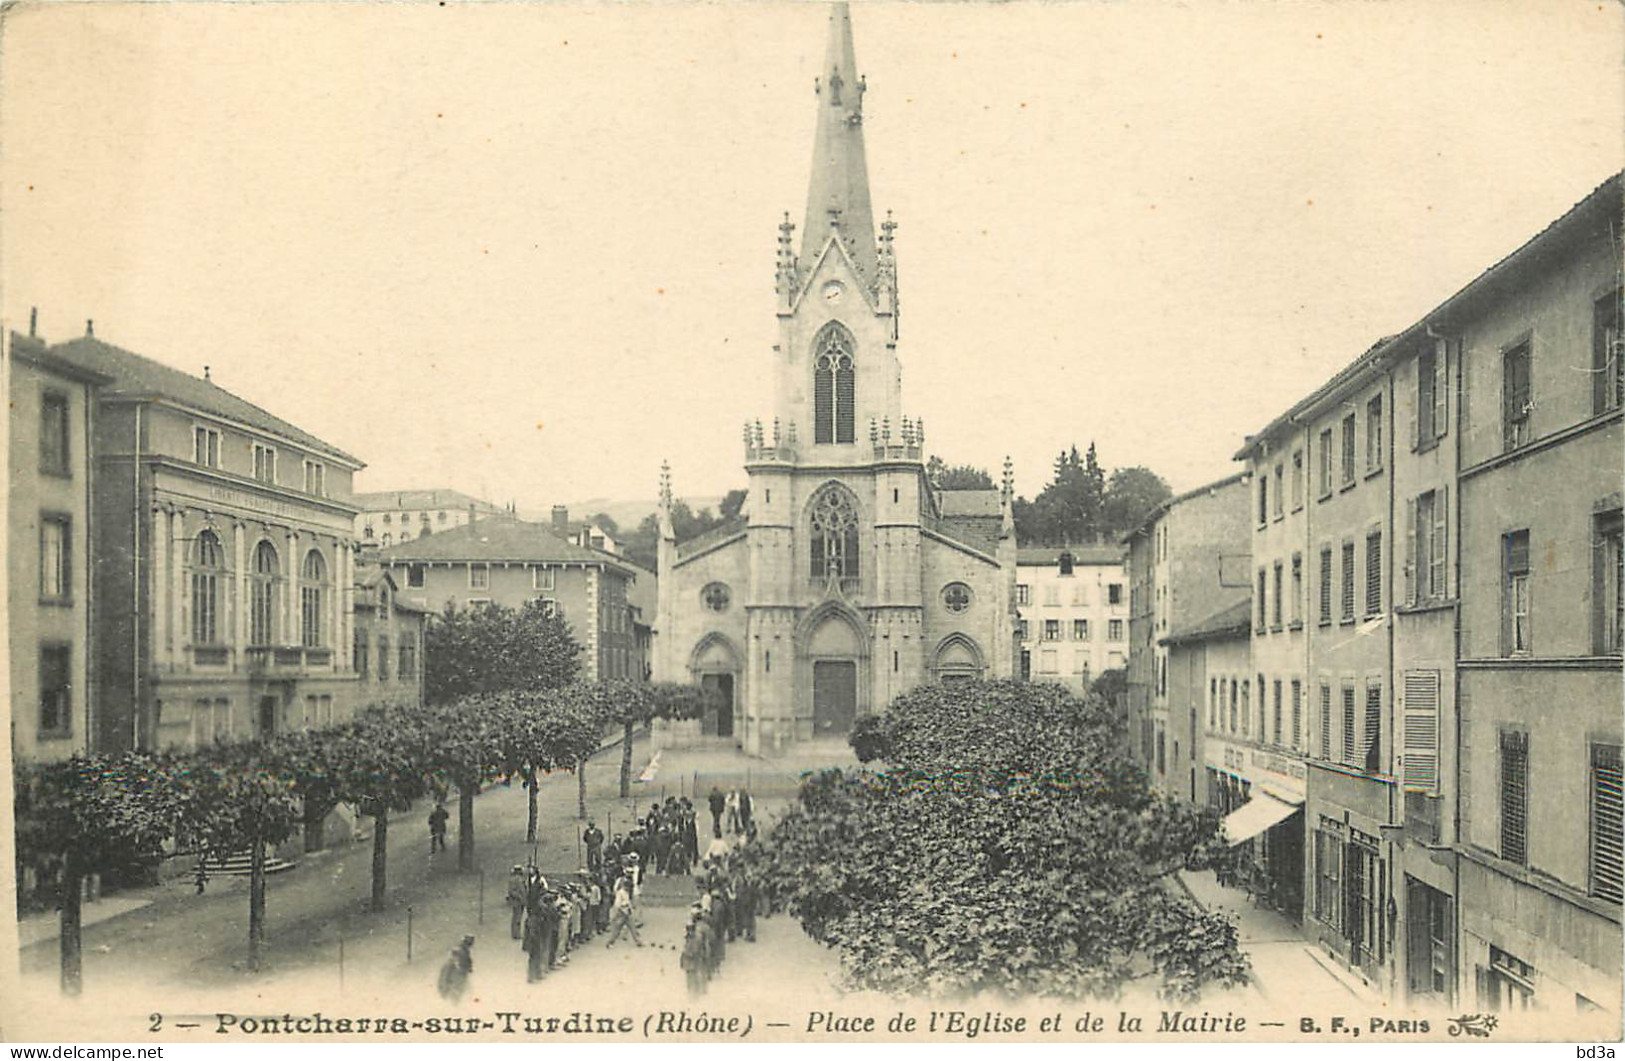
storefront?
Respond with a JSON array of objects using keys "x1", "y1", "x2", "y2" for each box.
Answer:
[{"x1": 1207, "y1": 739, "x2": 1307, "y2": 922}]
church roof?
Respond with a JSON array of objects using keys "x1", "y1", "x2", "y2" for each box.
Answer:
[
  {"x1": 801, "y1": 2, "x2": 878, "y2": 284},
  {"x1": 937, "y1": 490, "x2": 1003, "y2": 518},
  {"x1": 674, "y1": 518, "x2": 748, "y2": 561},
  {"x1": 923, "y1": 513, "x2": 1002, "y2": 558}
]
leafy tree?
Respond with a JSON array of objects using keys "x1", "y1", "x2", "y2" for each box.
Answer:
[
  {"x1": 13, "y1": 754, "x2": 189, "y2": 994},
  {"x1": 319, "y1": 713, "x2": 433, "y2": 912},
  {"x1": 1091, "y1": 667, "x2": 1128, "y2": 708},
  {"x1": 490, "y1": 689, "x2": 604, "y2": 843},
  {"x1": 1101, "y1": 466, "x2": 1173, "y2": 541},
  {"x1": 755, "y1": 681, "x2": 1249, "y2": 1001},
  {"x1": 927, "y1": 455, "x2": 995, "y2": 490},
  {"x1": 408, "y1": 699, "x2": 507, "y2": 872},
  {"x1": 586, "y1": 512, "x2": 621, "y2": 539},
  {"x1": 423, "y1": 598, "x2": 580, "y2": 707},
  {"x1": 623, "y1": 494, "x2": 747, "y2": 570},
  {"x1": 719, "y1": 488, "x2": 748, "y2": 522}
]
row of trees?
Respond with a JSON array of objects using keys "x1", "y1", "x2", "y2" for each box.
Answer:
[
  {"x1": 14, "y1": 678, "x2": 710, "y2": 995},
  {"x1": 753, "y1": 680, "x2": 1251, "y2": 1001}
]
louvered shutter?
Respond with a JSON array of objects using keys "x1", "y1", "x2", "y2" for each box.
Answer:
[
  {"x1": 1404, "y1": 497, "x2": 1417, "y2": 607},
  {"x1": 1433, "y1": 337, "x2": 1449, "y2": 439},
  {"x1": 1401, "y1": 670, "x2": 1440, "y2": 792},
  {"x1": 1432, "y1": 487, "x2": 1448, "y2": 600},
  {"x1": 1591, "y1": 744, "x2": 1623, "y2": 903}
]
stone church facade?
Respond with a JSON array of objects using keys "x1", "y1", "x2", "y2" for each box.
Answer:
[{"x1": 654, "y1": 3, "x2": 1017, "y2": 755}]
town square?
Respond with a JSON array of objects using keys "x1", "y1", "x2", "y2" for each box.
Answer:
[{"x1": 2, "y1": 0, "x2": 1622, "y2": 1046}]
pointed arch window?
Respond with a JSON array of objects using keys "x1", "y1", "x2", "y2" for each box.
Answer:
[
  {"x1": 301, "y1": 549, "x2": 328, "y2": 648},
  {"x1": 813, "y1": 323, "x2": 856, "y2": 444},
  {"x1": 251, "y1": 541, "x2": 279, "y2": 646},
  {"x1": 810, "y1": 484, "x2": 861, "y2": 586},
  {"x1": 191, "y1": 530, "x2": 223, "y2": 645}
]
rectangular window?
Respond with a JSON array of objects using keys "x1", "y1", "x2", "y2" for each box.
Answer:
[
  {"x1": 1016, "y1": 619, "x2": 1029, "y2": 642},
  {"x1": 1229, "y1": 679, "x2": 1238, "y2": 733},
  {"x1": 1503, "y1": 530, "x2": 1531, "y2": 655},
  {"x1": 193, "y1": 425, "x2": 220, "y2": 469},
  {"x1": 1108, "y1": 583, "x2": 1123, "y2": 606},
  {"x1": 469, "y1": 564, "x2": 490, "y2": 591},
  {"x1": 39, "y1": 515, "x2": 71, "y2": 601},
  {"x1": 1365, "y1": 530, "x2": 1382, "y2": 616},
  {"x1": 1273, "y1": 463, "x2": 1285, "y2": 519},
  {"x1": 1316, "y1": 825, "x2": 1343, "y2": 929},
  {"x1": 1318, "y1": 428, "x2": 1333, "y2": 498},
  {"x1": 1241, "y1": 681, "x2": 1251, "y2": 737},
  {"x1": 1040, "y1": 648, "x2": 1058, "y2": 674},
  {"x1": 1209, "y1": 677, "x2": 1218, "y2": 729},
  {"x1": 38, "y1": 643, "x2": 71, "y2": 738},
  {"x1": 1596, "y1": 511, "x2": 1623, "y2": 655},
  {"x1": 1072, "y1": 649, "x2": 1089, "y2": 675},
  {"x1": 1363, "y1": 682, "x2": 1382, "y2": 773},
  {"x1": 1043, "y1": 619, "x2": 1060, "y2": 641},
  {"x1": 1503, "y1": 342, "x2": 1532, "y2": 451},
  {"x1": 1272, "y1": 561, "x2": 1284, "y2": 629},
  {"x1": 40, "y1": 393, "x2": 70, "y2": 476},
  {"x1": 1271, "y1": 679, "x2": 1283, "y2": 746},
  {"x1": 1408, "y1": 489, "x2": 1448, "y2": 604},
  {"x1": 1016, "y1": 583, "x2": 1031, "y2": 606},
  {"x1": 407, "y1": 565, "x2": 426, "y2": 589},
  {"x1": 1108, "y1": 619, "x2": 1124, "y2": 641},
  {"x1": 1292, "y1": 449, "x2": 1304, "y2": 510},
  {"x1": 1340, "y1": 540, "x2": 1356, "y2": 622},
  {"x1": 1596, "y1": 288, "x2": 1623, "y2": 415},
  {"x1": 1590, "y1": 744, "x2": 1622, "y2": 903},
  {"x1": 1319, "y1": 683, "x2": 1332, "y2": 760},
  {"x1": 1402, "y1": 670, "x2": 1441, "y2": 792},
  {"x1": 400, "y1": 638, "x2": 417, "y2": 678},
  {"x1": 302, "y1": 460, "x2": 326, "y2": 496},
  {"x1": 1291, "y1": 552, "x2": 1303, "y2": 625},
  {"x1": 355, "y1": 632, "x2": 370, "y2": 678},
  {"x1": 1500, "y1": 729, "x2": 1529, "y2": 864},
  {"x1": 1257, "y1": 568, "x2": 1268, "y2": 632},
  {"x1": 1044, "y1": 584, "x2": 1060, "y2": 606},
  {"x1": 252, "y1": 443, "x2": 278, "y2": 484},
  {"x1": 1073, "y1": 619, "x2": 1088, "y2": 641},
  {"x1": 1417, "y1": 340, "x2": 1451, "y2": 447},
  {"x1": 1259, "y1": 476, "x2": 1269, "y2": 526},
  {"x1": 1341, "y1": 413, "x2": 1357, "y2": 486},
  {"x1": 1341, "y1": 684, "x2": 1357, "y2": 767},
  {"x1": 533, "y1": 567, "x2": 555, "y2": 591},
  {"x1": 1290, "y1": 679, "x2": 1303, "y2": 750},
  {"x1": 1366, "y1": 394, "x2": 1383, "y2": 472},
  {"x1": 1319, "y1": 546, "x2": 1333, "y2": 625},
  {"x1": 377, "y1": 639, "x2": 391, "y2": 680}
]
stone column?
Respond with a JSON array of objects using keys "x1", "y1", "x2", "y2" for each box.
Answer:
[
  {"x1": 232, "y1": 521, "x2": 247, "y2": 655},
  {"x1": 338, "y1": 542, "x2": 353, "y2": 670},
  {"x1": 170, "y1": 508, "x2": 187, "y2": 665},
  {"x1": 150, "y1": 505, "x2": 169, "y2": 668},
  {"x1": 285, "y1": 528, "x2": 297, "y2": 644}
]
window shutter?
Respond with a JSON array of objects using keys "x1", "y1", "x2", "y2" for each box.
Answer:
[
  {"x1": 1404, "y1": 497, "x2": 1418, "y2": 607},
  {"x1": 1433, "y1": 486, "x2": 1448, "y2": 600},
  {"x1": 1319, "y1": 684, "x2": 1332, "y2": 760},
  {"x1": 1364, "y1": 683, "x2": 1383, "y2": 773},
  {"x1": 1433, "y1": 338, "x2": 1449, "y2": 439},
  {"x1": 1410, "y1": 358, "x2": 1421, "y2": 451},
  {"x1": 1401, "y1": 670, "x2": 1440, "y2": 792},
  {"x1": 1591, "y1": 744, "x2": 1623, "y2": 903}
]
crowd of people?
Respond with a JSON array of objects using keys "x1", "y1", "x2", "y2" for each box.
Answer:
[{"x1": 436, "y1": 783, "x2": 769, "y2": 1000}]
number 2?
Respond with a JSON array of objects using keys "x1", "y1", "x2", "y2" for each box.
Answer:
[{"x1": 149, "y1": 1014, "x2": 162, "y2": 1033}]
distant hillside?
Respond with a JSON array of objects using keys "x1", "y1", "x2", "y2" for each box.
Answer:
[{"x1": 534, "y1": 496, "x2": 727, "y2": 533}]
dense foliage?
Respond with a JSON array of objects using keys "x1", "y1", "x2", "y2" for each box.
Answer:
[
  {"x1": 925, "y1": 456, "x2": 995, "y2": 490},
  {"x1": 621, "y1": 490, "x2": 747, "y2": 570},
  {"x1": 1012, "y1": 443, "x2": 1172, "y2": 546},
  {"x1": 423, "y1": 598, "x2": 581, "y2": 706},
  {"x1": 753, "y1": 680, "x2": 1249, "y2": 1002}
]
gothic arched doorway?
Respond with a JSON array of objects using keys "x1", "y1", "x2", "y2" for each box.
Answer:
[
  {"x1": 800, "y1": 605, "x2": 868, "y2": 736},
  {"x1": 689, "y1": 633, "x2": 741, "y2": 739}
]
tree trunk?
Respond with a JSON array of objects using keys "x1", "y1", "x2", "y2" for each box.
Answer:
[
  {"x1": 525, "y1": 767, "x2": 538, "y2": 844},
  {"x1": 248, "y1": 837, "x2": 267, "y2": 972},
  {"x1": 59, "y1": 855, "x2": 83, "y2": 996},
  {"x1": 619, "y1": 720, "x2": 634, "y2": 798},
  {"x1": 576, "y1": 759, "x2": 587, "y2": 820},
  {"x1": 303, "y1": 800, "x2": 328, "y2": 854},
  {"x1": 457, "y1": 786, "x2": 475, "y2": 872},
  {"x1": 370, "y1": 807, "x2": 388, "y2": 913}
]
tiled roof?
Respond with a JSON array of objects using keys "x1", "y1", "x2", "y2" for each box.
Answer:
[
  {"x1": 675, "y1": 518, "x2": 748, "y2": 560},
  {"x1": 378, "y1": 518, "x2": 631, "y2": 573},
  {"x1": 1162, "y1": 599, "x2": 1252, "y2": 646},
  {"x1": 937, "y1": 490, "x2": 1002, "y2": 518},
  {"x1": 923, "y1": 513, "x2": 1002, "y2": 557},
  {"x1": 1120, "y1": 471, "x2": 1250, "y2": 543},
  {"x1": 1016, "y1": 545, "x2": 1126, "y2": 566},
  {"x1": 353, "y1": 488, "x2": 499, "y2": 513},
  {"x1": 47, "y1": 335, "x2": 361, "y2": 465}
]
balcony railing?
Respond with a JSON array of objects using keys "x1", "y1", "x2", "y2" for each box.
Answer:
[{"x1": 244, "y1": 645, "x2": 331, "y2": 673}]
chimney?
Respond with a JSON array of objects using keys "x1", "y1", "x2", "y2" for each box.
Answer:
[
  {"x1": 28, "y1": 307, "x2": 37, "y2": 337},
  {"x1": 551, "y1": 505, "x2": 569, "y2": 533},
  {"x1": 468, "y1": 502, "x2": 476, "y2": 529},
  {"x1": 85, "y1": 319, "x2": 94, "y2": 337}
]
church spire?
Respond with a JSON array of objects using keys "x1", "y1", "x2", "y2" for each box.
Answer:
[{"x1": 801, "y1": 2, "x2": 877, "y2": 284}]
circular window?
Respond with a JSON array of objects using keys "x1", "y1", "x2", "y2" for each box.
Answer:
[
  {"x1": 942, "y1": 582, "x2": 973, "y2": 613},
  {"x1": 701, "y1": 583, "x2": 731, "y2": 612}
]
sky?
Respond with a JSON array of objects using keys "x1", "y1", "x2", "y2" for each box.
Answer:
[{"x1": 2, "y1": 0, "x2": 1620, "y2": 513}]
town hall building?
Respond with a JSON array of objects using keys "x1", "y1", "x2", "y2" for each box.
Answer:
[{"x1": 654, "y1": 3, "x2": 1018, "y2": 755}]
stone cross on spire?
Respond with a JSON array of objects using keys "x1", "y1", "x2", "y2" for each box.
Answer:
[{"x1": 801, "y1": 2, "x2": 877, "y2": 282}]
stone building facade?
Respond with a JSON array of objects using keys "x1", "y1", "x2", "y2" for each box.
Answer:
[
  {"x1": 7, "y1": 331, "x2": 107, "y2": 763},
  {"x1": 653, "y1": 4, "x2": 1017, "y2": 755},
  {"x1": 1014, "y1": 545, "x2": 1129, "y2": 692}
]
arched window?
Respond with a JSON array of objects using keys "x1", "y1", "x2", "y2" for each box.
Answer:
[
  {"x1": 301, "y1": 549, "x2": 327, "y2": 648},
  {"x1": 813, "y1": 323, "x2": 856, "y2": 444},
  {"x1": 809, "y1": 484, "x2": 861, "y2": 586},
  {"x1": 251, "y1": 541, "x2": 279, "y2": 645},
  {"x1": 191, "y1": 530, "x2": 223, "y2": 644}
]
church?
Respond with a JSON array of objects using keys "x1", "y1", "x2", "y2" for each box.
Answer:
[{"x1": 653, "y1": 3, "x2": 1018, "y2": 755}]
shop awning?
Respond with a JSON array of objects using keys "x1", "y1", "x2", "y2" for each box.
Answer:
[{"x1": 1221, "y1": 791, "x2": 1301, "y2": 846}]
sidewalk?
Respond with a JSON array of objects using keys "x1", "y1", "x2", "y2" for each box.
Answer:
[
  {"x1": 1178, "y1": 868, "x2": 1384, "y2": 1009},
  {"x1": 17, "y1": 896, "x2": 153, "y2": 948}
]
